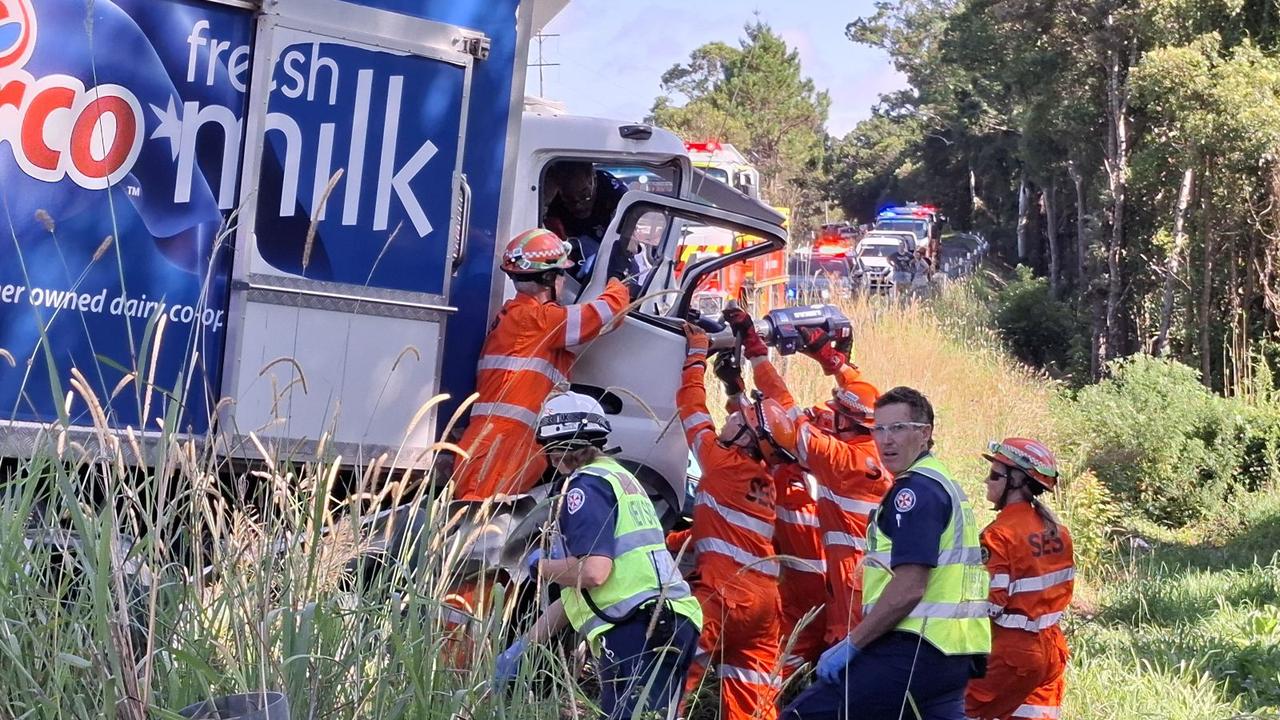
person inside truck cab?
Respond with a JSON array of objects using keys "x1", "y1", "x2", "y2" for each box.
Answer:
[
  {"x1": 450, "y1": 228, "x2": 634, "y2": 500},
  {"x1": 543, "y1": 162, "x2": 629, "y2": 281}
]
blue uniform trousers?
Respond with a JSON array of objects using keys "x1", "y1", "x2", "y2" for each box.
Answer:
[
  {"x1": 783, "y1": 632, "x2": 978, "y2": 720},
  {"x1": 595, "y1": 604, "x2": 700, "y2": 720}
]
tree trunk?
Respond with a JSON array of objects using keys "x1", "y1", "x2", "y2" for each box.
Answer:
[
  {"x1": 1200, "y1": 222, "x2": 1216, "y2": 387},
  {"x1": 969, "y1": 162, "x2": 985, "y2": 221},
  {"x1": 1043, "y1": 178, "x2": 1060, "y2": 299},
  {"x1": 1104, "y1": 39, "x2": 1132, "y2": 361},
  {"x1": 1154, "y1": 166, "x2": 1195, "y2": 356},
  {"x1": 1069, "y1": 159, "x2": 1087, "y2": 286},
  {"x1": 1016, "y1": 171, "x2": 1031, "y2": 261}
]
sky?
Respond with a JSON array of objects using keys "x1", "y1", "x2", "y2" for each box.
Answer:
[{"x1": 525, "y1": 0, "x2": 907, "y2": 139}]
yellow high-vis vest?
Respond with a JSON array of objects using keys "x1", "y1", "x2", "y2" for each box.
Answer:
[
  {"x1": 559, "y1": 457, "x2": 703, "y2": 647},
  {"x1": 862, "y1": 453, "x2": 992, "y2": 656}
]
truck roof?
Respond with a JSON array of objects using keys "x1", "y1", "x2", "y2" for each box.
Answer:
[
  {"x1": 685, "y1": 141, "x2": 751, "y2": 167},
  {"x1": 521, "y1": 111, "x2": 690, "y2": 162}
]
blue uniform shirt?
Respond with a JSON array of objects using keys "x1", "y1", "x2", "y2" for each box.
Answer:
[
  {"x1": 874, "y1": 464, "x2": 953, "y2": 568},
  {"x1": 558, "y1": 471, "x2": 620, "y2": 559}
]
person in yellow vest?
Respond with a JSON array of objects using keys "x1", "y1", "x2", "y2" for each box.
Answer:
[
  {"x1": 783, "y1": 386, "x2": 991, "y2": 720},
  {"x1": 494, "y1": 392, "x2": 703, "y2": 719}
]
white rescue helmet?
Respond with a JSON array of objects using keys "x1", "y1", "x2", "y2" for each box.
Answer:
[{"x1": 536, "y1": 392, "x2": 612, "y2": 449}]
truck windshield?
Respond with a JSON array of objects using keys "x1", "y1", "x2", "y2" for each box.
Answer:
[
  {"x1": 601, "y1": 164, "x2": 681, "y2": 196},
  {"x1": 700, "y1": 167, "x2": 730, "y2": 184},
  {"x1": 859, "y1": 244, "x2": 898, "y2": 258},
  {"x1": 791, "y1": 255, "x2": 853, "y2": 277},
  {"x1": 876, "y1": 219, "x2": 927, "y2": 238}
]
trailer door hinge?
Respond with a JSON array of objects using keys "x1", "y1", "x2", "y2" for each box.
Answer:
[{"x1": 458, "y1": 35, "x2": 491, "y2": 61}]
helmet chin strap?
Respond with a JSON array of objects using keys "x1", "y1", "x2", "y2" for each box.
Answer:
[{"x1": 996, "y1": 468, "x2": 1026, "y2": 510}]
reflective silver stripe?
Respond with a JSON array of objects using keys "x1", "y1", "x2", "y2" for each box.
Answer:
[
  {"x1": 779, "y1": 555, "x2": 825, "y2": 574},
  {"x1": 471, "y1": 402, "x2": 538, "y2": 426},
  {"x1": 775, "y1": 506, "x2": 819, "y2": 528},
  {"x1": 693, "y1": 538, "x2": 779, "y2": 577},
  {"x1": 867, "y1": 546, "x2": 982, "y2": 568},
  {"x1": 613, "y1": 527, "x2": 668, "y2": 555},
  {"x1": 913, "y1": 466, "x2": 972, "y2": 555},
  {"x1": 795, "y1": 424, "x2": 812, "y2": 465},
  {"x1": 565, "y1": 305, "x2": 584, "y2": 346},
  {"x1": 695, "y1": 492, "x2": 774, "y2": 538},
  {"x1": 863, "y1": 599, "x2": 992, "y2": 620},
  {"x1": 442, "y1": 607, "x2": 473, "y2": 627},
  {"x1": 476, "y1": 354, "x2": 567, "y2": 385},
  {"x1": 987, "y1": 602, "x2": 1006, "y2": 616},
  {"x1": 1008, "y1": 567, "x2": 1075, "y2": 595},
  {"x1": 906, "y1": 600, "x2": 991, "y2": 620},
  {"x1": 1012, "y1": 704, "x2": 1061, "y2": 719},
  {"x1": 824, "y1": 532, "x2": 868, "y2": 551},
  {"x1": 990, "y1": 573, "x2": 1011, "y2": 590},
  {"x1": 692, "y1": 429, "x2": 716, "y2": 458},
  {"x1": 717, "y1": 664, "x2": 776, "y2": 687},
  {"x1": 782, "y1": 654, "x2": 806, "y2": 669},
  {"x1": 991, "y1": 610, "x2": 1063, "y2": 631},
  {"x1": 817, "y1": 485, "x2": 879, "y2": 515},
  {"x1": 683, "y1": 412, "x2": 714, "y2": 432},
  {"x1": 577, "y1": 591, "x2": 663, "y2": 638},
  {"x1": 590, "y1": 298, "x2": 615, "y2": 328}
]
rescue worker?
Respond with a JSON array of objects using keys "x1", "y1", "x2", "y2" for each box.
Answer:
[
  {"x1": 965, "y1": 438, "x2": 1074, "y2": 720},
  {"x1": 784, "y1": 386, "x2": 991, "y2": 720},
  {"x1": 543, "y1": 161, "x2": 628, "y2": 281},
  {"x1": 722, "y1": 308, "x2": 890, "y2": 649},
  {"x1": 494, "y1": 392, "x2": 702, "y2": 719},
  {"x1": 678, "y1": 322, "x2": 788, "y2": 720},
  {"x1": 452, "y1": 228, "x2": 633, "y2": 499},
  {"x1": 713, "y1": 351, "x2": 828, "y2": 681}
]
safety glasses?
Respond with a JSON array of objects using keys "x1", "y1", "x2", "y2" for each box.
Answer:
[{"x1": 869, "y1": 421, "x2": 930, "y2": 437}]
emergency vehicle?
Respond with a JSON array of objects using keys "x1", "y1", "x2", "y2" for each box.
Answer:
[
  {"x1": 677, "y1": 141, "x2": 789, "y2": 316},
  {"x1": 0, "y1": 0, "x2": 786, "y2": 521},
  {"x1": 875, "y1": 204, "x2": 943, "y2": 269}
]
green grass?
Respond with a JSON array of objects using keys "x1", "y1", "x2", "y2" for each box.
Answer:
[{"x1": 1063, "y1": 493, "x2": 1280, "y2": 719}]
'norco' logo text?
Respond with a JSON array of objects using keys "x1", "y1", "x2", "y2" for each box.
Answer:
[
  {"x1": 0, "y1": 0, "x2": 36, "y2": 71},
  {"x1": 0, "y1": 0, "x2": 145, "y2": 189},
  {"x1": 1, "y1": 74, "x2": 145, "y2": 188}
]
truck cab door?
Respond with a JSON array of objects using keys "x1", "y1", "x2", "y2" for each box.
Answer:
[{"x1": 567, "y1": 192, "x2": 786, "y2": 524}]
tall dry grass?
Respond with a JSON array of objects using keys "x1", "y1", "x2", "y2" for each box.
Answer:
[{"x1": 762, "y1": 283, "x2": 1063, "y2": 507}]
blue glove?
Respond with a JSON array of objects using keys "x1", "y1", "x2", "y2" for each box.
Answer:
[
  {"x1": 493, "y1": 637, "x2": 528, "y2": 683},
  {"x1": 548, "y1": 535, "x2": 567, "y2": 560},
  {"x1": 816, "y1": 637, "x2": 860, "y2": 684},
  {"x1": 525, "y1": 548, "x2": 543, "y2": 580}
]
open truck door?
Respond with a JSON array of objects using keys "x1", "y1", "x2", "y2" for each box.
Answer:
[
  {"x1": 220, "y1": 0, "x2": 488, "y2": 462},
  {"x1": 568, "y1": 191, "x2": 786, "y2": 525}
]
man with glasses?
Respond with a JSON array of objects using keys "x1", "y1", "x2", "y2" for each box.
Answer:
[{"x1": 784, "y1": 387, "x2": 991, "y2": 720}]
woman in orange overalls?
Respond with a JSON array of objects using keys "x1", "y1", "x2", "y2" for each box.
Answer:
[{"x1": 966, "y1": 438, "x2": 1075, "y2": 720}]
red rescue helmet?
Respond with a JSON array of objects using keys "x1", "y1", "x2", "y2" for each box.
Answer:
[
  {"x1": 720, "y1": 395, "x2": 797, "y2": 465},
  {"x1": 983, "y1": 437, "x2": 1059, "y2": 491},
  {"x1": 501, "y1": 228, "x2": 575, "y2": 277},
  {"x1": 826, "y1": 380, "x2": 878, "y2": 432},
  {"x1": 806, "y1": 405, "x2": 836, "y2": 433}
]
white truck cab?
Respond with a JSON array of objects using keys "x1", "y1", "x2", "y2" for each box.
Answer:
[{"x1": 498, "y1": 105, "x2": 788, "y2": 518}]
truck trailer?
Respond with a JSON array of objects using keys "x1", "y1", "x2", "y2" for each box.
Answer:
[{"x1": 0, "y1": 0, "x2": 787, "y2": 517}]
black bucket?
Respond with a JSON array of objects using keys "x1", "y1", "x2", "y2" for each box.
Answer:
[{"x1": 177, "y1": 692, "x2": 289, "y2": 720}]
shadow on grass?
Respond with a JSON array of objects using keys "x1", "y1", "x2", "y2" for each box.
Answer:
[
  {"x1": 1122, "y1": 631, "x2": 1280, "y2": 712},
  {"x1": 1093, "y1": 499, "x2": 1280, "y2": 626}
]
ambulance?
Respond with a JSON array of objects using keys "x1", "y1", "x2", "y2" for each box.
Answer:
[{"x1": 0, "y1": 0, "x2": 786, "y2": 519}]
